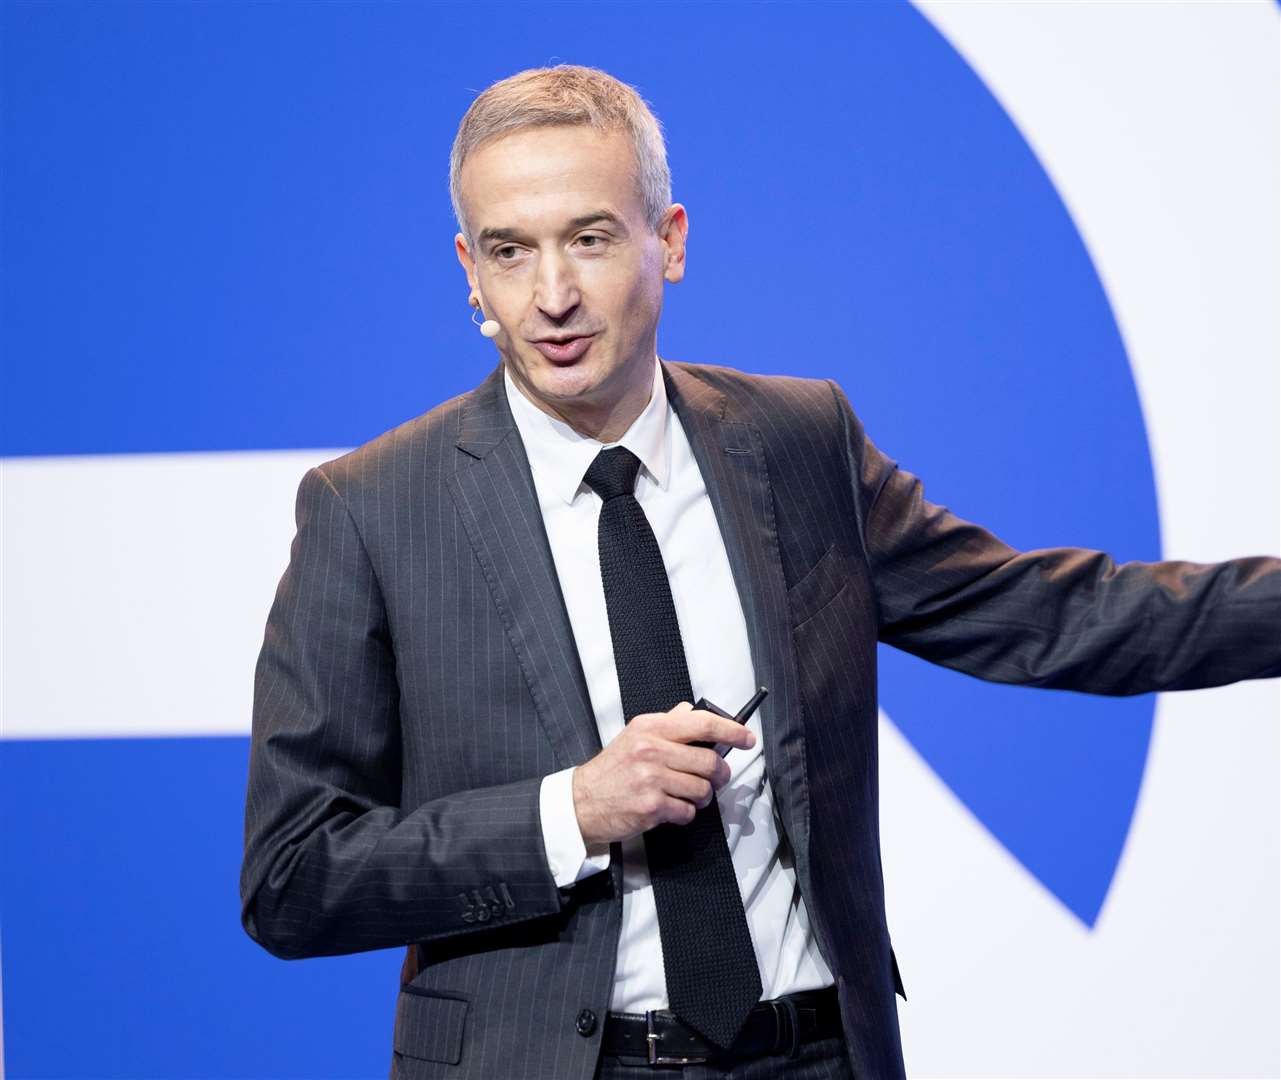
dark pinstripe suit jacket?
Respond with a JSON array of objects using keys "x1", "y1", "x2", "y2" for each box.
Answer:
[{"x1": 241, "y1": 359, "x2": 1280, "y2": 1080}]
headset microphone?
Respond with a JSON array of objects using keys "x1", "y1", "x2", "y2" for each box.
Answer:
[{"x1": 470, "y1": 298, "x2": 501, "y2": 338}]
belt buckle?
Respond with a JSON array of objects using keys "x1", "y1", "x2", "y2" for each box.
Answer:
[
  {"x1": 771, "y1": 997, "x2": 801, "y2": 1059},
  {"x1": 645, "y1": 1010, "x2": 708, "y2": 1066}
]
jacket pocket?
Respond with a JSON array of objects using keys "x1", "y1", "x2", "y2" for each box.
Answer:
[
  {"x1": 394, "y1": 987, "x2": 469, "y2": 1065},
  {"x1": 787, "y1": 541, "x2": 850, "y2": 628}
]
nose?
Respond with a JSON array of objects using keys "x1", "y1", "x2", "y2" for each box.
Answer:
[{"x1": 533, "y1": 250, "x2": 580, "y2": 322}]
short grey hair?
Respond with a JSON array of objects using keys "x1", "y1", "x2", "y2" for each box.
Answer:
[{"x1": 449, "y1": 64, "x2": 672, "y2": 243}]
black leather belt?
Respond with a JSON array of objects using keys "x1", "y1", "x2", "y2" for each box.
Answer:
[{"x1": 601, "y1": 986, "x2": 842, "y2": 1066}]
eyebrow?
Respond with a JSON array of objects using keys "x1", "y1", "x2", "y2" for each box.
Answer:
[{"x1": 477, "y1": 211, "x2": 626, "y2": 249}]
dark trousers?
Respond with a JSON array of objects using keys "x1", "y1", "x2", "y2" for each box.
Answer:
[{"x1": 592, "y1": 1032, "x2": 855, "y2": 1079}]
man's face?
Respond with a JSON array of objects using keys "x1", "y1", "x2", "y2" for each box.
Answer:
[{"x1": 455, "y1": 125, "x2": 686, "y2": 433}]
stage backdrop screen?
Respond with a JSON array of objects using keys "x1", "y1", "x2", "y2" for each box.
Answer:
[{"x1": 3, "y1": 2, "x2": 1277, "y2": 1077}]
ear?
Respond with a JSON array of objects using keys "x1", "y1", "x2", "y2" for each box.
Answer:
[
  {"x1": 455, "y1": 232, "x2": 479, "y2": 294},
  {"x1": 658, "y1": 204, "x2": 688, "y2": 284}
]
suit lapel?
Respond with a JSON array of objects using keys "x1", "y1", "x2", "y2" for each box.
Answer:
[
  {"x1": 446, "y1": 364, "x2": 602, "y2": 771},
  {"x1": 662, "y1": 362, "x2": 811, "y2": 867}
]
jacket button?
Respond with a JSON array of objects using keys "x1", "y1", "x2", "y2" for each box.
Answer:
[{"x1": 575, "y1": 1008, "x2": 597, "y2": 1037}]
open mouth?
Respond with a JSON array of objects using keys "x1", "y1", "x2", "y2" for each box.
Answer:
[{"x1": 531, "y1": 335, "x2": 595, "y2": 363}]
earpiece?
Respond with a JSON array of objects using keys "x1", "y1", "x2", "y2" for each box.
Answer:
[{"x1": 470, "y1": 297, "x2": 501, "y2": 339}]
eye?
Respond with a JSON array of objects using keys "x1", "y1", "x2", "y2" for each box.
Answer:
[
  {"x1": 494, "y1": 245, "x2": 520, "y2": 261},
  {"x1": 576, "y1": 234, "x2": 607, "y2": 250}
]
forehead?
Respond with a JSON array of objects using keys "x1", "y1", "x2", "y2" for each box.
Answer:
[{"x1": 460, "y1": 125, "x2": 644, "y2": 231}]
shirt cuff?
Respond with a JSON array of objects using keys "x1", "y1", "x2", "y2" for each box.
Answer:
[{"x1": 539, "y1": 766, "x2": 611, "y2": 888}]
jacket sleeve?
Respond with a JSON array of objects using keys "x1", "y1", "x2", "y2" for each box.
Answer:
[
  {"x1": 240, "y1": 465, "x2": 564, "y2": 961},
  {"x1": 829, "y1": 380, "x2": 1281, "y2": 694}
]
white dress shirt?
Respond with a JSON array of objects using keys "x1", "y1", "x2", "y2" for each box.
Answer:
[{"x1": 506, "y1": 356, "x2": 835, "y2": 1013}]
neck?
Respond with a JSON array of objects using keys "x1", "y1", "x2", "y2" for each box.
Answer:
[{"x1": 508, "y1": 355, "x2": 656, "y2": 443}]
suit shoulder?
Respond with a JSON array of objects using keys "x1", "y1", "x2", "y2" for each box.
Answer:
[
  {"x1": 308, "y1": 383, "x2": 474, "y2": 497},
  {"x1": 666, "y1": 359, "x2": 844, "y2": 430}
]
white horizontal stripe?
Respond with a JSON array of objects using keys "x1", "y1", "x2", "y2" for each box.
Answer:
[{"x1": 2, "y1": 449, "x2": 349, "y2": 739}]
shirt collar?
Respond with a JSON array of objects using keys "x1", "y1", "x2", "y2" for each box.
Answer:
[{"x1": 503, "y1": 355, "x2": 670, "y2": 506}]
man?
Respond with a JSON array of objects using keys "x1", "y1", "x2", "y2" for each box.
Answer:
[{"x1": 239, "y1": 65, "x2": 1280, "y2": 1080}]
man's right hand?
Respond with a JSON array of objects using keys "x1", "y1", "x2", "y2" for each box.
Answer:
[{"x1": 571, "y1": 701, "x2": 756, "y2": 847}]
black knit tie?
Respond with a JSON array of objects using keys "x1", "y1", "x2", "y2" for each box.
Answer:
[{"x1": 583, "y1": 445, "x2": 763, "y2": 1050}]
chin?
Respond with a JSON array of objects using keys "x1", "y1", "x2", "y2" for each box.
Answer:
[{"x1": 524, "y1": 356, "x2": 609, "y2": 402}]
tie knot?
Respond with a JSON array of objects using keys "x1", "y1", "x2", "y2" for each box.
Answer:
[{"x1": 583, "y1": 446, "x2": 642, "y2": 502}]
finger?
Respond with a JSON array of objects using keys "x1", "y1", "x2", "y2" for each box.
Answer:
[
  {"x1": 657, "y1": 795, "x2": 698, "y2": 827},
  {"x1": 686, "y1": 711, "x2": 756, "y2": 748},
  {"x1": 661, "y1": 742, "x2": 732, "y2": 785},
  {"x1": 633, "y1": 702, "x2": 691, "y2": 733},
  {"x1": 661, "y1": 769, "x2": 715, "y2": 809},
  {"x1": 658, "y1": 708, "x2": 756, "y2": 749}
]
